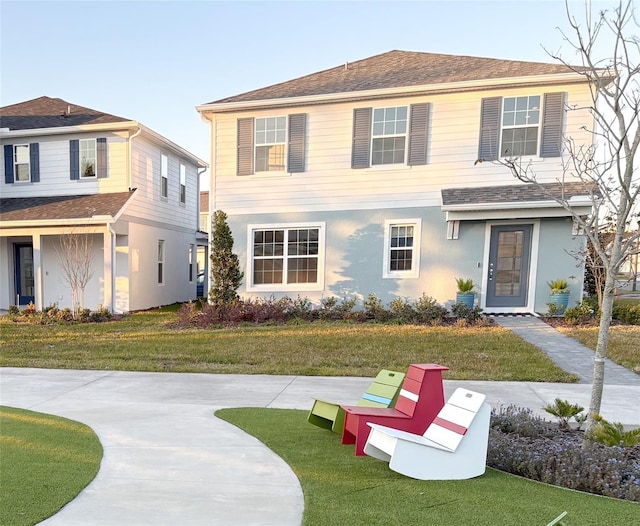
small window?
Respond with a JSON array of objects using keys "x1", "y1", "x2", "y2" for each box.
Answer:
[
  {"x1": 249, "y1": 223, "x2": 325, "y2": 290},
  {"x1": 158, "y1": 240, "x2": 165, "y2": 284},
  {"x1": 179, "y1": 163, "x2": 186, "y2": 204},
  {"x1": 372, "y1": 106, "x2": 407, "y2": 165},
  {"x1": 161, "y1": 154, "x2": 168, "y2": 198},
  {"x1": 189, "y1": 244, "x2": 195, "y2": 282},
  {"x1": 14, "y1": 144, "x2": 30, "y2": 182},
  {"x1": 79, "y1": 139, "x2": 97, "y2": 177},
  {"x1": 383, "y1": 219, "x2": 421, "y2": 278},
  {"x1": 501, "y1": 96, "x2": 540, "y2": 157},
  {"x1": 255, "y1": 116, "x2": 286, "y2": 172}
]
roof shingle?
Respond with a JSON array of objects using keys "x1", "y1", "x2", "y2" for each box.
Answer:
[
  {"x1": 441, "y1": 182, "x2": 592, "y2": 206},
  {"x1": 0, "y1": 96, "x2": 130, "y2": 131},
  {"x1": 0, "y1": 192, "x2": 135, "y2": 222},
  {"x1": 209, "y1": 50, "x2": 582, "y2": 104}
]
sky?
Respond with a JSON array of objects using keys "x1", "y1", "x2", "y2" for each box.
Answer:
[{"x1": 0, "y1": 0, "x2": 624, "y2": 190}]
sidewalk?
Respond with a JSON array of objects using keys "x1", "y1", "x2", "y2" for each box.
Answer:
[{"x1": 1, "y1": 361, "x2": 639, "y2": 525}]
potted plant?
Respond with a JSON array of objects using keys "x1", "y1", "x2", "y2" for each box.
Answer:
[
  {"x1": 548, "y1": 278, "x2": 570, "y2": 314},
  {"x1": 455, "y1": 277, "x2": 475, "y2": 308}
]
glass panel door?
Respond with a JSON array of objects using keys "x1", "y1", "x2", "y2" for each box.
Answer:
[{"x1": 14, "y1": 243, "x2": 35, "y2": 305}]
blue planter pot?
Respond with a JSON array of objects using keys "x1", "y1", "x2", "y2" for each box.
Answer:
[
  {"x1": 549, "y1": 292, "x2": 570, "y2": 314},
  {"x1": 456, "y1": 292, "x2": 475, "y2": 308}
]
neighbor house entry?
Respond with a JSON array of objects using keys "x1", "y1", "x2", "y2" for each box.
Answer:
[
  {"x1": 486, "y1": 225, "x2": 532, "y2": 308},
  {"x1": 14, "y1": 243, "x2": 35, "y2": 306}
]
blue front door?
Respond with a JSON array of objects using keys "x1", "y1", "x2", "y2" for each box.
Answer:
[{"x1": 14, "y1": 243, "x2": 35, "y2": 305}]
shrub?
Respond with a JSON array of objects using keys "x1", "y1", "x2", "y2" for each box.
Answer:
[
  {"x1": 488, "y1": 406, "x2": 640, "y2": 501},
  {"x1": 363, "y1": 293, "x2": 390, "y2": 322},
  {"x1": 389, "y1": 297, "x2": 416, "y2": 323},
  {"x1": 7, "y1": 305, "x2": 19, "y2": 317},
  {"x1": 612, "y1": 302, "x2": 640, "y2": 325},
  {"x1": 450, "y1": 303, "x2": 483, "y2": 324},
  {"x1": 564, "y1": 301, "x2": 596, "y2": 325},
  {"x1": 543, "y1": 399, "x2": 585, "y2": 430},
  {"x1": 588, "y1": 415, "x2": 640, "y2": 447},
  {"x1": 318, "y1": 296, "x2": 356, "y2": 321},
  {"x1": 414, "y1": 294, "x2": 448, "y2": 324}
]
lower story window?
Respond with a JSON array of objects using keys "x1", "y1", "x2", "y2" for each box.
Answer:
[
  {"x1": 249, "y1": 223, "x2": 324, "y2": 290},
  {"x1": 383, "y1": 219, "x2": 421, "y2": 278}
]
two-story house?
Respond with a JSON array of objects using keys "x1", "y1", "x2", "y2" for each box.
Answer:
[
  {"x1": 1, "y1": 96, "x2": 207, "y2": 313},
  {"x1": 197, "y1": 50, "x2": 597, "y2": 314}
]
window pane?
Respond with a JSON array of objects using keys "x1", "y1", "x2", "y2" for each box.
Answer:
[
  {"x1": 16, "y1": 164, "x2": 30, "y2": 181},
  {"x1": 15, "y1": 145, "x2": 29, "y2": 163}
]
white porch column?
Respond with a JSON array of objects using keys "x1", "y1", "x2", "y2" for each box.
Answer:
[
  {"x1": 32, "y1": 234, "x2": 43, "y2": 311},
  {"x1": 103, "y1": 226, "x2": 114, "y2": 312}
]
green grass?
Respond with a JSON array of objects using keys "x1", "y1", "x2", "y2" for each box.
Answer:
[
  {"x1": 0, "y1": 406, "x2": 103, "y2": 526},
  {"x1": 217, "y1": 407, "x2": 639, "y2": 526},
  {"x1": 0, "y1": 311, "x2": 578, "y2": 381}
]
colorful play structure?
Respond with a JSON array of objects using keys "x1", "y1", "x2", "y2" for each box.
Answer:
[{"x1": 307, "y1": 363, "x2": 491, "y2": 480}]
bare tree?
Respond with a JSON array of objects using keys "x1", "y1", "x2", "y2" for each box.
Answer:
[
  {"x1": 55, "y1": 232, "x2": 95, "y2": 316},
  {"x1": 486, "y1": 1, "x2": 639, "y2": 434}
]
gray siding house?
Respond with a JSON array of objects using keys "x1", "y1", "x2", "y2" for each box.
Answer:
[{"x1": 197, "y1": 50, "x2": 595, "y2": 314}]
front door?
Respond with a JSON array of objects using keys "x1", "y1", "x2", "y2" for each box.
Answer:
[
  {"x1": 486, "y1": 225, "x2": 532, "y2": 308},
  {"x1": 14, "y1": 243, "x2": 35, "y2": 306}
]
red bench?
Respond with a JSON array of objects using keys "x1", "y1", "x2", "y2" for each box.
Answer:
[{"x1": 340, "y1": 363, "x2": 448, "y2": 455}]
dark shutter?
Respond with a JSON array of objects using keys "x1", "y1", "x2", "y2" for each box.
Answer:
[
  {"x1": 237, "y1": 118, "x2": 254, "y2": 176},
  {"x1": 4, "y1": 144, "x2": 14, "y2": 184},
  {"x1": 478, "y1": 97, "x2": 501, "y2": 161},
  {"x1": 97, "y1": 138, "x2": 107, "y2": 178},
  {"x1": 29, "y1": 143, "x2": 40, "y2": 182},
  {"x1": 70, "y1": 139, "x2": 80, "y2": 180},
  {"x1": 287, "y1": 113, "x2": 306, "y2": 173},
  {"x1": 408, "y1": 103, "x2": 430, "y2": 166},
  {"x1": 540, "y1": 92, "x2": 565, "y2": 158},
  {"x1": 351, "y1": 108, "x2": 372, "y2": 169}
]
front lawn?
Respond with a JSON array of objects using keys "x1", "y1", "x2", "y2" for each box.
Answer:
[{"x1": 0, "y1": 310, "x2": 577, "y2": 381}]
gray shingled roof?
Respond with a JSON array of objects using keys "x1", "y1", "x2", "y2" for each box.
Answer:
[
  {"x1": 0, "y1": 96, "x2": 131, "y2": 131},
  {"x1": 210, "y1": 50, "x2": 581, "y2": 104},
  {"x1": 0, "y1": 192, "x2": 135, "y2": 222},
  {"x1": 441, "y1": 182, "x2": 592, "y2": 207}
]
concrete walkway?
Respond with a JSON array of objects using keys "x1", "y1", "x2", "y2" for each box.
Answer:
[{"x1": 0, "y1": 317, "x2": 638, "y2": 525}]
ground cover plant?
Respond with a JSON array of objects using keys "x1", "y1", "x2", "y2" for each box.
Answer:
[
  {"x1": 0, "y1": 308, "x2": 577, "y2": 381},
  {"x1": 217, "y1": 408, "x2": 640, "y2": 525},
  {"x1": 0, "y1": 406, "x2": 103, "y2": 526}
]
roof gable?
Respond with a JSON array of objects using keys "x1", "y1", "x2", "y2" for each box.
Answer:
[
  {"x1": 0, "y1": 96, "x2": 131, "y2": 131},
  {"x1": 209, "y1": 50, "x2": 582, "y2": 104}
]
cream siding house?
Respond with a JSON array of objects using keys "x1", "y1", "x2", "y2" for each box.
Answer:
[
  {"x1": 1, "y1": 97, "x2": 207, "y2": 313},
  {"x1": 197, "y1": 51, "x2": 597, "y2": 314}
]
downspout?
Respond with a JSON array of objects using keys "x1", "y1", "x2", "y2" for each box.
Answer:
[
  {"x1": 128, "y1": 126, "x2": 142, "y2": 190},
  {"x1": 108, "y1": 224, "x2": 117, "y2": 313}
]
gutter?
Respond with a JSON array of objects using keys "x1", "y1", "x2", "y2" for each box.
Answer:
[{"x1": 128, "y1": 127, "x2": 142, "y2": 190}]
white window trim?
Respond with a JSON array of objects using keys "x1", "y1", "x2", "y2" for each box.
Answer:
[
  {"x1": 246, "y1": 221, "x2": 326, "y2": 292},
  {"x1": 371, "y1": 105, "x2": 408, "y2": 166},
  {"x1": 13, "y1": 144, "x2": 31, "y2": 183},
  {"x1": 179, "y1": 163, "x2": 186, "y2": 204},
  {"x1": 160, "y1": 154, "x2": 169, "y2": 199},
  {"x1": 500, "y1": 95, "x2": 542, "y2": 158},
  {"x1": 255, "y1": 116, "x2": 287, "y2": 174},
  {"x1": 383, "y1": 218, "x2": 421, "y2": 279},
  {"x1": 79, "y1": 139, "x2": 97, "y2": 178}
]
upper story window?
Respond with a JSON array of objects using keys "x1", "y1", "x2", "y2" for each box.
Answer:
[
  {"x1": 383, "y1": 219, "x2": 421, "y2": 279},
  {"x1": 372, "y1": 106, "x2": 408, "y2": 165},
  {"x1": 237, "y1": 114, "x2": 306, "y2": 175},
  {"x1": 352, "y1": 104, "x2": 430, "y2": 169},
  {"x1": 3, "y1": 143, "x2": 40, "y2": 184},
  {"x1": 69, "y1": 138, "x2": 106, "y2": 180},
  {"x1": 179, "y1": 163, "x2": 186, "y2": 203},
  {"x1": 161, "y1": 154, "x2": 168, "y2": 198},
  {"x1": 501, "y1": 96, "x2": 540, "y2": 157},
  {"x1": 478, "y1": 92, "x2": 565, "y2": 161},
  {"x1": 14, "y1": 145, "x2": 31, "y2": 182},
  {"x1": 79, "y1": 139, "x2": 97, "y2": 177},
  {"x1": 158, "y1": 240, "x2": 165, "y2": 285},
  {"x1": 255, "y1": 117, "x2": 286, "y2": 172}
]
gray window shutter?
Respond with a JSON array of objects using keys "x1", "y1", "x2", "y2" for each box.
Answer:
[
  {"x1": 97, "y1": 138, "x2": 107, "y2": 178},
  {"x1": 70, "y1": 140, "x2": 80, "y2": 180},
  {"x1": 478, "y1": 97, "x2": 501, "y2": 161},
  {"x1": 237, "y1": 118, "x2": 254, "y2": 176},
  {"x1": 351, "y1": 108, "x2": 372, "y2": 169},
  {"x1": 287, "y1": 113, "x2": 306, "y2": 173},
  {"x1": 29, "y1": 143, "x2": 40, "y2": 182},
  {"x1": 408, "y1": 103, "x2": 430, "y2": 166},
  {"x1": 4, "y1": 144, "x2": 14, "y2": 184},
  {"x1": 540, "y1": 92, "x2": 565, "y2": 158}
]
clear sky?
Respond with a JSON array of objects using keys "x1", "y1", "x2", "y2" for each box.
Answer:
[{"x1": 0, "y1": 0, "x2": 621, "y2": 189}]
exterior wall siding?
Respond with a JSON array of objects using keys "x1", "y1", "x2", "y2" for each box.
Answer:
[
  {"x1": 209, "y1": 82, "x2": 594, "y2": 216},
  {"x1": 227, "y1": 207, "x2": 585, "y2": 311}
]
